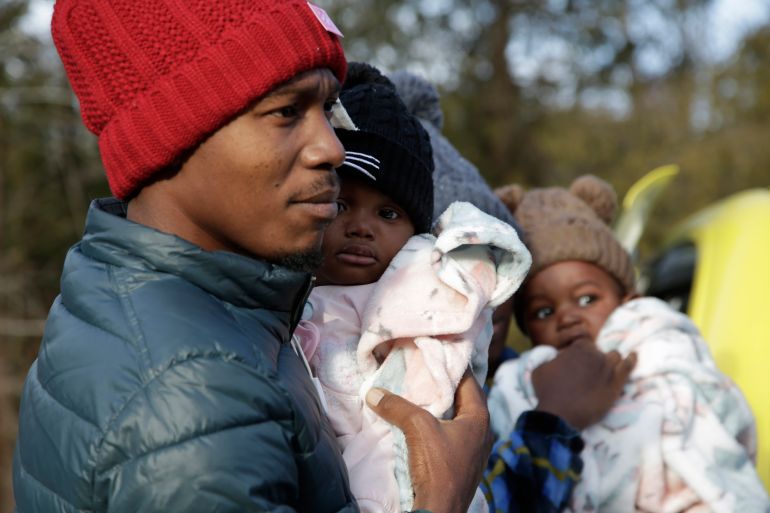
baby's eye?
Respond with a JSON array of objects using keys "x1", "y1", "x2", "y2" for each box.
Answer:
[
  {"x1": 577, "y1": 295, "x2": 596, "y2": 307},
  {"x1": 335, "y1": 200, "x2": 347, "y2": 213},
  {"x1": 534, "y1": 307, "x2": 553, "y2": 320},
  {"x1": 379, "y1": 208, "x2": 400, "y2": 220}
]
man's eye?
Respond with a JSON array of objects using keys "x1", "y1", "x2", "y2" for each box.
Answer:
[
  {"x1": 276, "y1": 105, "x2": 299, "y2": 118},
  {"x1": 534, "y1": 307, "x2": 553, "y2": 320},
  {"x1": 379, "y1": 208, "x2": 399, "y2": 220},
  {"x1": 578, "y1": 295, "x2": 596, "y2": 307},
  {"x1": 323, "y1": 98, "x2": 338, "y2": 121},
  {"x1": 324, "y1": 99, "x2": 337, "y2": 113}
]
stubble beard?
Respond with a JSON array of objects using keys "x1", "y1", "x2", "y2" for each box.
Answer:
[{"x1": 274, "y1": 249, "x2": 325, "y2": 273}]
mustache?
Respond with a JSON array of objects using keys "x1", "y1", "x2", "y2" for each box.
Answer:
[{"x1": 288, "y1": 173, "x2": 339, "y2": 203}]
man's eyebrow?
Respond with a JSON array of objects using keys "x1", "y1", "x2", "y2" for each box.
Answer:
[{"x1": 263, "y1": 76, "x2": 340, "y2": 100}]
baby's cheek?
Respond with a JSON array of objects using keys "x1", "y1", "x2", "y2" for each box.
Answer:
[{"x1": 529, "y1": 326, "x2": 556, "y2": 348}]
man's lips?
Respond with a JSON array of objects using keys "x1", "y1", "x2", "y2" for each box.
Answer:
[
  {"x1": 336, "y1": 244, "x2": 377, "y2": 265},
  {"x1": 295, "y1": 188, "x2": 338, "y2": 204},
  {"x1": 292, "y1": 189, "x2": 339, "y2": 220}
]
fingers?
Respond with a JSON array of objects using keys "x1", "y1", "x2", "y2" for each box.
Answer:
[
  {"x1": 453, "y1": 370, "x2": 487, "y2": 418},
  {"x1": 602, "y1": 349, "x2": 636, "y2": 377},
  {"x1": 453, "y1": 371, "x2": 492, "y2": 456},
  {"x1": 601, "y1": 350, "x2": 636, "y2": 402},
  {"x1": 454, "y1": 372, "x2": 491, "y2": 425},
  {"x1": 614, "y1": 351, "x2": 637, "y2": 383},
  {"x1": 365, "y1": 387, "x2": 434, "y2": 432},
  {"x1": 604, "y1": 349, "x2": 622, "y2": 368},
  {"x1": 366, "y1": 375, "x2": 488, "y2": 425},
  {"x1": 624, "y1": 351, "x2": 638, "y2": 371}
]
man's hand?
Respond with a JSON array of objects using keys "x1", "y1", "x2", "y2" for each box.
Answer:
[
  {"x1": 365, "y1": 372, "x2": 492, "y2": 513},
  {"x1": 532, "y1": 339, "x2": 637, "y2": 430}
]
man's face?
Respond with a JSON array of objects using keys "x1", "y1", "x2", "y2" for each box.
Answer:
[
  {"x1": 315, "y1": 176, "x2": 415, "y2": 286},
  {"x1": 140, "y1": 69, "x2": 344, "y2": 267},
  {"x1": 519, "y1": 260, "x2": 632, "y2": 349}
]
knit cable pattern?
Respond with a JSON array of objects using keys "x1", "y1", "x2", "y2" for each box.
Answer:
[{"x1": 52, "y1": 0, "x2": 346, "y2": 198}]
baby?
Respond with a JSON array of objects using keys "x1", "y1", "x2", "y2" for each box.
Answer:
[
  {"x1": 488, "y1": 175, "x2": 769, "y2": 513},
  {"x1": 295, "y1": 63, "x2": 531, "y2": 513}
]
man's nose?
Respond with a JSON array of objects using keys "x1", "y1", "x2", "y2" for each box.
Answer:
[
  {"x1": 306, "y1": 112, "x2": 345, "y2": 170},
  {"x1": 324, "y1": 124, "x2": 345, "y2": 169}
]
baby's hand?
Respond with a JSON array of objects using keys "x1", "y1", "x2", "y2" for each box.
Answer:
[{"x1": 532, "y1": 339, "x2": 636, "y2": 430}]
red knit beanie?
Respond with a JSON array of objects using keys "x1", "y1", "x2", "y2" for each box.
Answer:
[{"x1": 51, "y1": 0, "x2": 347, "y2": 199}]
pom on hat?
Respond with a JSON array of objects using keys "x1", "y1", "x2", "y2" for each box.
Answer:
[
  {"x1": 336, "y1": 63, "x2": 434, "y2": 233},
  {"x1": 496, "y1": 175, "x2": 635, "y2": 333},
  {"x1": 570, "y1": 174, "x2": 618, "y2": 225},
  {"x1": 389, "y1": 70, "x2": 519, "y2": 232},
  {"x1": 51, "y1": 0, "x2": 346, "y2": 199}
]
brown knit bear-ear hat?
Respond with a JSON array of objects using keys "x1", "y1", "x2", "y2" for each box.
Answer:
[{"x1": 495, "y1": 174, "x2": 635, "y2": 298}]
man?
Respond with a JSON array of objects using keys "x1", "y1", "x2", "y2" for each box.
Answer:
[{"x1": 13, "y1": 1, "x2": 489, "y2": 512}]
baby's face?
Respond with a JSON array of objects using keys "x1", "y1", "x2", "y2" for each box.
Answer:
[
  {"x1": 315, "y1": 177, "x2": 414, "y2": 286},
  {"x1": 519, "y1": 261, "x2": 632, "y2": 350}
]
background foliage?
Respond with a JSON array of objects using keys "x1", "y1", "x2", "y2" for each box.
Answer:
[
  {"x1": 1, "y1": 0, "x2": 769, "y2": 508},
  {"x1": 317, "y1": 0, "x2": 769, "y2": 250}
]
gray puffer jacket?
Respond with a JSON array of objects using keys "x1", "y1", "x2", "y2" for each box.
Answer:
[{"x1": 13, "y1": 198, "x2": 357, "y2": 513}]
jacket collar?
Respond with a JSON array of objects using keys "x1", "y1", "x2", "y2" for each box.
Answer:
[{"x1": 80, "y1": 198, "x2": 313, "y2": 316}]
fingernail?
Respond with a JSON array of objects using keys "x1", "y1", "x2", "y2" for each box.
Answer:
[{"x1": 366, "y1": 388, "x2": 385, "y2": 407}]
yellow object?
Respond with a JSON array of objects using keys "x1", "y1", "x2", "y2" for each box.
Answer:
[
  {"x1": 654, "y1": 189, "x2": 770, "y2": 489},
  {"x1": 615, "y1": 164, "x2": 680, "y2": 254}
]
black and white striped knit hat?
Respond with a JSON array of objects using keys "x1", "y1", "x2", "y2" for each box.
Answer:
[{"x1": 332, "y1": 62, "x2": 434, "y2": 234}]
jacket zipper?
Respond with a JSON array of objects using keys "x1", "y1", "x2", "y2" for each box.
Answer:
[
  {"x1": 287, "y1": 275, "x2": 330, "y2": 414},
  {"x1": 289, "y1": 274, "x2": 315, "y2": 332}
]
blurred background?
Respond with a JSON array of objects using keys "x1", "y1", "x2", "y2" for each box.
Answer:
[{"x1": 1, "y1": 0, "x2": 769, "y2": 508}]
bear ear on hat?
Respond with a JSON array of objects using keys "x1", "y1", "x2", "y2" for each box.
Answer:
[
  {"x1": 570, "y1": 174, "x2": 617, "y2": 225},
  {"x1": 495, "y1": 184, "x2": 526, "y2": 215}
]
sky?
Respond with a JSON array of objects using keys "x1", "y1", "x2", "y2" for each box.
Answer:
[
  {"x1": 708, "y1": 0, "x2": 770, "y2": 61},
  {"x1": 21, "y1": 0, "x2": 770, "y2": 61}
]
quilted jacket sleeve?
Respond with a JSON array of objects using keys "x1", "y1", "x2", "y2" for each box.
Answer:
[{"x1": 94, "y1": 355, "x2": 303, "y2": 513}]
